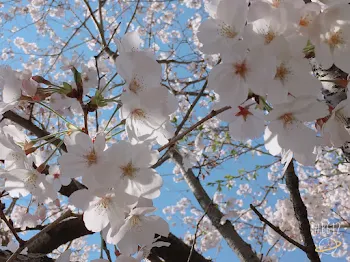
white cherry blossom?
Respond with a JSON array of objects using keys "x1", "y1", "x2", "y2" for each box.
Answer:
[
  {"x1": 120, "y1": 87, "x2": 177, "y2": 144},
  {"x1": 115, "y1": 51, "x2": 162, "y2": 96},
  {"x1": 108, "y1": 207, "x2": 169, "y2": 255},
  {"x1": 197, "y1": 0, "x2": 248, "y2": 54},
  {"x1": 208, "y1": 44, "x2": 276, "y2": 108},
  {"x1": 311, "y1": 3, "x2": 350, "y2": 72},
  {"x1": 322, "y1": 99, "x2": 350, "y2": 147},
  {"x1": 107, "y1": 141, "x2": 162, "y2": 199},
  {"x1": 264, "y1": 96, "x2": 329, "y2": 165},
  {"x1": 218, "y1": 100, "x2": 265, "y2": 141},
  {"x1": 46, "y1": 164, "x2": 71, "y2": 192},
  {"x1": 69, "y1": 189, "x2": 137, "y2": 234},
  {"x1": 59, "y1": 132, "x2": 114, "y2": 188}
]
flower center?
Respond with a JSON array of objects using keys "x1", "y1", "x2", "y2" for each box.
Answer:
[
  {"x1": 272, "y1": 0, "x2": 280, "y2": 8},
  {"x1": 131, "y1": 109, "x2": 146, "y2": 119},
  {"x1": 326, "y1": 31, "x2": 344, "y2": 50},
  {"x1": 130, "y1": 215, "x2": 141, "y2": 227},
  {"x1": 219, "y1": 24, "x2": 237, "y2": 39},
  {"x1": 100, "y1": 197, "x2": 111, "y2": 208},
  {"x1": 83, "y1": 75, "x2": 89, "y2": 82},
  {"x1": 86, "y1": 150, "x2": 97, "y2": 166},
  {"x1": 53, "y1": 173, "x2": 60, "y2": 179},
  {"x1": 299, "y1": 16, "x2": 311, "y2": 27},
  {"x1": 233, "y1": 60, "x2": 249, "y2": 80},
  {"x1": 279, "y1": 113, "x2": 294, "y2": 127},
  {"x1": 25, "y1": 172, "x2": 38, "y2": 186},
  {"x1": 235, "y1": 106, "x2": 253, "y2": 121},
  {"x1": 275, "y1": 63, "x2": 291, "y2": 83},
  {"x1": 264, "y1": 30, "x2": 276, "y2": 45},
  {"x1": 120, "y1": 162, "x2": 139, "y2": 178},
  {"x1": 129, "y1": 79, "x2": 141, "y2": 94}
]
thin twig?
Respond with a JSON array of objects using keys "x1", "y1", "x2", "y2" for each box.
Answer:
[
  {"x1": 6, "y1": 210, "x2": 72, "y2": 262},
  {"x1": 250, "y1": 204, "x2": 307, "y2": 252},
  {"x1": 158, "y1": 106, "x2": 231, "y2": 152},
  {"x1": 125, "y1": 0, "x2": 140, "y2": 34},
  {"x1": 187, "y1": 204, "x2": 210, "y2": 262},
  {"x1": 0, "y1": 203, "x2": 25, "y2": 246},
  {"x1": 175, "y1": 81, "x2": 207, "y2": 136}
]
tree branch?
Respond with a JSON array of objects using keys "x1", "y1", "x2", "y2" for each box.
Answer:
[
  {"x1": 285, "y1": 162, "x2": 320, "y2": 262},
  {"x1": 3, "y1": 111, "x2": 66, "y2": 152},
  {"x1": 7, "y1": 210, "x2": 72, "y2": 262},
  {"x1": 2, "y1": 113, "x2": 210, "y2": 262},
  {"x1": 250, "y1": 204, "x2": 307, "y2": 252},
  {"x1": 158, "y1": 106, "x2": 231, "y2": 152},
  {"x1": 169, "y1": 149, "x2": 260, "y2": 262}
]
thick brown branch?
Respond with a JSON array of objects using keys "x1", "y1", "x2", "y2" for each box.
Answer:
[
  {"x1": 3, "y1": 111, "x2": 66, "y2": 152},
  {"x1": 26, "y1": 216, "x2": 209, "y2": 262},
  {"x1": 0, "y1": 250, "x2": 52, "y2": 262},
  {"x1": 7, "y1": 210, "x2": 72, "y2": 262},
  {"x1": 27, "y1": 215, "x2": 92, "y2": 254},
  {"x1": 2, "y1": 113, "x2": 209, "y2": 262},
  {"x1": 170, "y1": 149, "x2": 260, "y2": 262},
  {"x1": 152, "y1": 233, "x2": 210, "y2": 262},
  {"x1": 285, "y1": 162, "x2": 320, "y2": 262}
]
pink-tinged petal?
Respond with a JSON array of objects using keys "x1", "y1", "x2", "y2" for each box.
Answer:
[
  {"x1": 314, "y1": 42, "x2": 333, "y2": 70},
  {"x1": 109, "y1": 220, "x2": 131, "y2": 243},
  {"x1": 217, "y1": 0, "x2": 248, "y2": 30},
  {"x1": 5, "y1": 180, "x2": 29, "y2": 198}
]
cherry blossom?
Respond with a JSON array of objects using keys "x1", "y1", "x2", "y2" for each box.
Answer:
[
  {"x1": 311, "y1": 3, "x2": 350, "y2": 72},
  {"x1": 208, "y1": 44, "x2": 276, "y2": 108},
  {"x1": 69, "y1": 189, "x2": 137, "y2": 234},
  {"x1": 46, "y1": 164, "x2": 71, "y2": 192},
  {"x1": 3, "y1": 166, "x2": 56, "y2": 202},
  {"x1": 115, "y1": 51, "x2": 162, "y2": 96},
  {"x1": 59, "y1": 132, "x2": 114, "y2": 188},
  {"x1": 108, "y1": 207, "x2": 169, "y2": 255},
  {"x1": 218, "y1": 100, "x2": 265, "y2": 141},
  {"x1": 264, "y1": 96, "x2": 329, "y2": 165},
  {"x1": 0, "y1": 67, "x2": 22, "y2": 114},
  {"x1": 197, "y1": 0, "x2": 248, "y2": 54},
  {"x1": 322, "y1": 98, "x2": 350, "y2": 147},
  {"x1": 107, "y1": 141, "x2": 162, "y2": 199},
  {"x1": 120, "y1": 87, "x2": 177, "y2": 144}
]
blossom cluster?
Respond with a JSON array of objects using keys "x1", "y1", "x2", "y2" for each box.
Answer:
[
  {"x1": 197, "y1": 0, "x2": 350, "y2": 167},
  {"x1": 0, "y1": 32, "x2": 179, "y2": 261}
]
